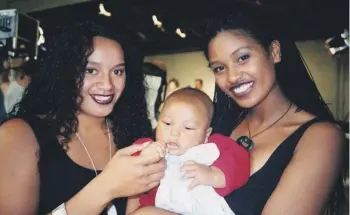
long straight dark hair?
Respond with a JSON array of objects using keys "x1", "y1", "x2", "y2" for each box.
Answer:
[{"x1": 203, "y1": 7, "x2": 346, "y2": 215}]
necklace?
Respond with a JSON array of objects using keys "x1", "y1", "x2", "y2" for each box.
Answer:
[
  {"x1": 76, "y1": 119, "x2": 117, "y2": 215},
  {"x1": 75, "y1": 118, "x2": 111, "y2": 175},
  {"x1": 237, "y1": 102, "x2": 293, "y2": 151}
]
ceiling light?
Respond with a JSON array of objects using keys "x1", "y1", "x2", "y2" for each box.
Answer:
[
  {"x1": 325, "y1": 29, "x2": 349, "y2": 55},
  {"x1": 175, "y1": 28, "x2": 186, "y2": 38},
  {"x1": 37, "y1": 26, "x2": 45, "y2": 46},
  {"x1": 152, "y1": 15, "x2": 162, "y2": 28},
  {"x1": 99, "y1": 3, "x2": 111, "y2": 17}
]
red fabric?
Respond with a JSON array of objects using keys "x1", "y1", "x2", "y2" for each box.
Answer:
[
  {"x1": 132, "y1": 134, "x2": 250, "y2": 206},
  {"x1": 139, "y1": 187, "x2": 159, "y2": 206},
  {"x1": 131, "y1": 138, "x2": 153, "y2": 156},
  {"x1": 210, "y1": 133, "x2": 250, "y2": 196}
]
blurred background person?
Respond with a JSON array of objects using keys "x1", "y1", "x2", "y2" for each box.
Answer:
[
  {"x1": 194, "y1": 78, "x2": 203, "y2": 91},
  {"x1": 165, "y1": 78, "x2": 180, "y2": 98},
  {"x1": 3, "y1": 59, "x2": 35, "y2": 113}
]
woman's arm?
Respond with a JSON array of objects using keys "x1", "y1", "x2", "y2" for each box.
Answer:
[
  {"x1": 130, "y1": 207, "x2": 177, "y2": 215},
  {"x1": 126, "y1": 196, "x2": 141, "y2": 215},
  {"x1": 262, "y1": 122, "x2": 345, "y2": 215},
  {"x1": 0, "y1": 119, "x2": 165, "y2": 215},
  {"x1": 0, "y1": 119, "x2": 41, "y2": 215}
]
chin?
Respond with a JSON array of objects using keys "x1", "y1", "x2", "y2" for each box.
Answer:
[
  {"x1": 232, "y1": 95, "x2": 262, "y2": 109},
  {"x1": 84, "y1": 106, "x2": 114, "y2": 118}
]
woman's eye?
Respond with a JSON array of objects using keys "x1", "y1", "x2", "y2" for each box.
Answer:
[
  {"x1": 86, "y1": 68, "x2": 97, "y2": 75},
  {"x1": 238, "y1": 54, "x2": 250, "y2": 63},
  {"x1": 185, "y1": 127, "x2": 194, "y2": 130},
  {"x1": 114, "y1": 68, "x2": 125, "y2": 75},
  {"x1": 212, "y1": 65, "x2": 225, "y2": 73}
]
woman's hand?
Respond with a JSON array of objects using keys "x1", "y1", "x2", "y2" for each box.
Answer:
[{"x1": 101, "y1": 143, "x2": 166, "y2": 199}]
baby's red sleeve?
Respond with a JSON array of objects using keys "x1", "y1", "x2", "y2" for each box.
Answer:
[{"x1": 209, "y1": 133, "x2": 250, "y2": 196}]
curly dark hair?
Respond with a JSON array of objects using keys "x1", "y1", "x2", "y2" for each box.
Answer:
[
  {"x1": 203, "y1": 7, "x2": 346, "y2": 215},
  {"x1": 10, "y1": 21, "x2": 152, "y2": 149}
]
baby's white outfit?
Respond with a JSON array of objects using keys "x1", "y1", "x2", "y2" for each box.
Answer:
[{"x1": 155, "y1": 143, "x2": 235, "y2": 215}]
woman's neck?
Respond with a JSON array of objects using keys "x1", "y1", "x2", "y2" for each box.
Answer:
[
  {"x1": 248, "y1": 84, "x2": 291, "y2": 125},
  {"x1": 76, "y1": 113, "x2": 107, "y2": 134}
]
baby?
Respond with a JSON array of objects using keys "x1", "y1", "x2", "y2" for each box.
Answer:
[{"x1": 127, "y1": 88, "x2": 250, "y2": 215}]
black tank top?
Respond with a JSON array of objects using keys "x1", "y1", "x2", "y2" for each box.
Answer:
[
  {"x1": 225, "y1": 118, "x2": 320, "y2": 215},
  {"x1": 23, "y1": 116, "x2": 126, "y2": 215}
]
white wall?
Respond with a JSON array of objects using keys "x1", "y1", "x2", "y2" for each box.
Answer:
[
  {"x1": 297, "y1": 40, "x2": 349, "y2": 119},
  {"x1": 145, "y1": 40, "x2": 349, "y2": 119},
  {"x1": 145, "y1": 52, "x2": 215, "y2": 100},
  {"x1": 297, "y1": 41, "x2": 337, "y2": 115}
]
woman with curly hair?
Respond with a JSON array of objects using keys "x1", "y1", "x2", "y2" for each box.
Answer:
[{"x1": 0, "y1": 21, "x2": 165, "y2": 215}]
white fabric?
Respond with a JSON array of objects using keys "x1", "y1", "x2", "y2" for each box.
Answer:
[
  {"x1": 155, "y1": 143, "x2": 235, "y2": 215},
  {"x1": 4, "y1": 80, "x2": 25, "y2": 113},
  {"x1": 144, "y1": 75, "x2": 162, "y2": 129}
]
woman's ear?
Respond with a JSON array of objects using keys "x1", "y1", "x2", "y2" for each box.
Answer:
[{"x1": 270, "y1": 40, "x2": 282, "y2": 63}]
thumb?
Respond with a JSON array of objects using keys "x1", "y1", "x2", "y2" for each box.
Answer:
[{"x1": 117, "y1": 142, "x2": 150, "y2": 156}]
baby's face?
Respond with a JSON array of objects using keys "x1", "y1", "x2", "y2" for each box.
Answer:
[{"x1": 156, "y1": 99, "x2": 211, "y2": 156}]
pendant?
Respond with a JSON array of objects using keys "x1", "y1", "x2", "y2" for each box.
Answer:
[{"x1": 236, "y1": 136, "x2": 254, "y2": 151}]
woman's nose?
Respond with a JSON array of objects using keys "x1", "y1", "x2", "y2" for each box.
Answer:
[
  {"x1": 97, "y1": 73, "x2": 113, "y2": 90},
  {"x1": 227, "y1": 66, "x2": 243, "y2": 84}
]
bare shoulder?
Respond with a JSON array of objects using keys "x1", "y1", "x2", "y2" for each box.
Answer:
[
  {"x1": 1, "y1": 118, "x2": 34, "y2": 131},
  {"x1": 298, "y1": 120, "x2": 344, "y2": 150},
  {"x1": 296, "y1": 122, "x2": 345, "y2": 159},
  {"x1": 0, "y1": 118, "x2": 39, "y2": 157}
]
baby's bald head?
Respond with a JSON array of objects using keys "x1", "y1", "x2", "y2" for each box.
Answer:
[{"x1": 162, "y1": 87, "x2": 214, "y2": 126}]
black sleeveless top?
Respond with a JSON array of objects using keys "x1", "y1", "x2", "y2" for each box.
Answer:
[
  {"x1": 224, "y1": 118, "x2": 320, "y2": 215},
  {"x1": 23, "y1": 116, "x2": 127, "y2": 215}
]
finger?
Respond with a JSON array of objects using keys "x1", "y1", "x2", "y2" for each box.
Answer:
[
  {"x1": 156, "y1": 147, "x2": 164, "y2": 158},
  {"x1": 143, "y1": 161, "x2": 166, "y2": 176},
  {"x1": 142, "y1": 147, "x2": 162, "y2": 161},
  {"x1": 188, "y1": 178, "x2": 200, "y2": 191},
  {"x1": 155, "y1": 143, "x2": 166, "y2": 157},
  {"x1": 182, "y1": 171, "x2": 196, "y2": 180},
  {"x1": 183, "y1": 160, "x2": 195, "y2": 166},
  {"x1": 181, "y1": 164, "x2": 197, "y2": 172},
  {"x1": 147, "y1": 180, "x2": 161, "y2": 190},
  {"x1": 158, "y1": 141, "x2": 168, "y2": 151},
  {"x1": 134, "y1": 150, "x2": 165, "y2": 165},
  {"x1": 147, "y1": 171, "x2": 165, "y2": 183},
  {"x1": 117, "y1": 143, "x2": 150, "y2": 156},
  {"x1": 158, "y1": 142, "x2": 167, "y2": 152},
  {"x1": 136, "y1": 181, "x2": 157, "y2": 194}
]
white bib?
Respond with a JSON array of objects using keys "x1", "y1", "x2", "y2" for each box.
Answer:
[{"x1": 155, "y1": 143, "x2": 235, "y2": 215}]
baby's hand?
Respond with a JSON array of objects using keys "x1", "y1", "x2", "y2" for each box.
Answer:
[
  {"x1": 140, "y1": 141, "x2": 167, "y2": 162},
  {"x1": 181, "y1": 161, "x2": 225, "y2": 190}
]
